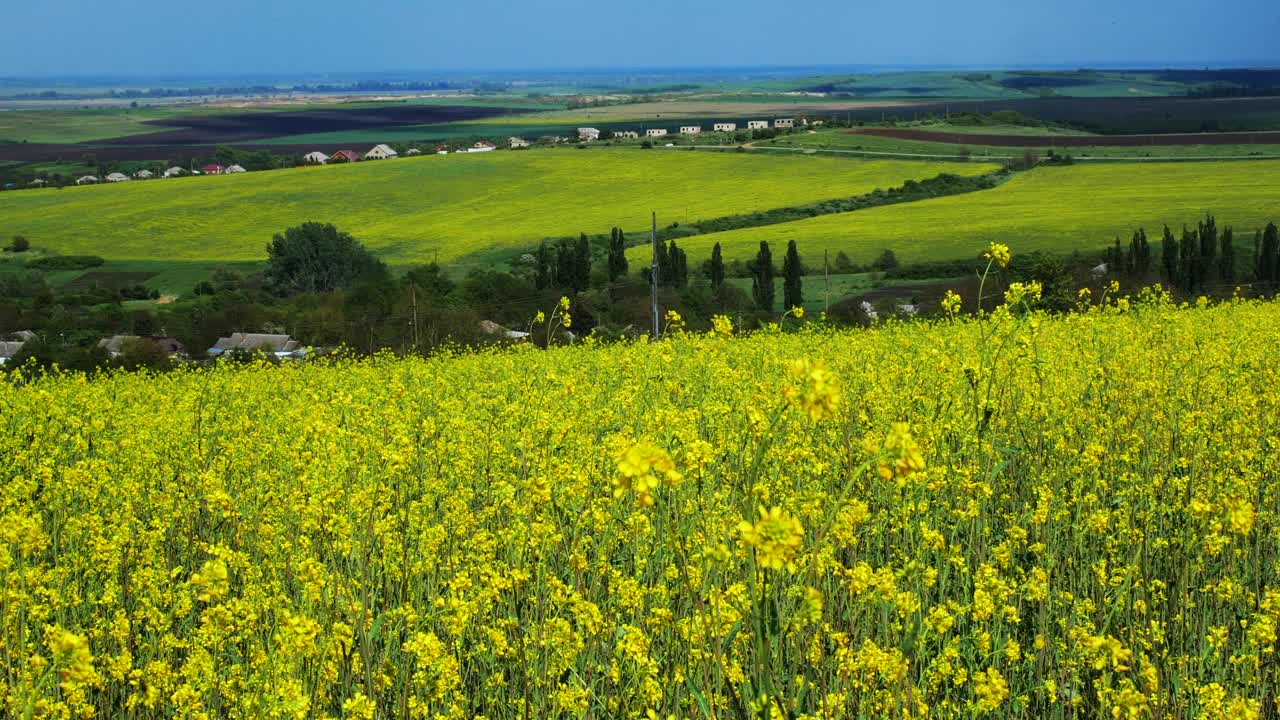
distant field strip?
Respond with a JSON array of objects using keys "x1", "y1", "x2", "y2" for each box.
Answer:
[
  {"x1": 0, "y1": 149, "x2": 994, "y2": 267},
  {"x1": 849, "y1": 127, "x2": 1280, "y2": 147},
  {"x1": 641, "y1": 160, "x2": 1280, "y2": 266}
]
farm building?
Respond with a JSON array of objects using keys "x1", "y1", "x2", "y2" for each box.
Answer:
[
  {"x1": 134, "y1": 170, "x2": 154, "y2": 179},
  {"x1": 105, "y1": 173, "x2": 130, "y2": 183},
  {"x1": 97, "y1": 335, "x2": 188, "y2": 359},
  {"x1": 207, "y1": 333, "x2": 304, "y2": 359},
  {"x1": 746, "y1": 120, "x2": 768, "y2": 130},
  {"x1": 76, "y1": 175, "x2": 99, "y2": 185},
  {"x1": 330, "y1": 151, "x2": 360, "y2": 163},
  {"x1": 405, "y1": 148, "x2": 422, "y2": 156},
  {"x1": 201, "y1": 164, "x2": 224, "y2": 175},
  {"x1": 713, "y1": 123, "x2": 737, "y2": 132},
  {"x1": 435, "y1": 146, "x2": 450, "y2": 154},
  {"x1": 614, "y1": 131, "x2": 639, "y2": 139},
  {"x1": 774, "y1": 118, "x2": 794, "y2": 128},
  {"x1": 509, "y1": 137, "x2": 531, "y2": 149},
  {"x1": 365, "y1": 144, "x2": 398, "y2": 160},
  {"x1": 680, "y1": 126, "x2": 702, "y2": 135},
  {"x1": 467, "y1": 141, "x2": 497, "y2": 153},
  {"x1": 224, "y1": 165, "x2": 247, "y2": 174},
  {"x1": 0, "y1": 331, "x2": 35, "y2": 365},
  {"x1": 163, "y1": 167, "x2": 185, "y2": 178},
  {"x1": 645, "y1": 129, "x2": 668, "y2": 137},
  {"x1": 577, "y1": 127, "x2": 601, "y2": 141},
  {"x1": 303, "y1": 151, "x2": 329, "y2": 164}
]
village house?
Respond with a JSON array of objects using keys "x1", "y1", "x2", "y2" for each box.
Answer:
[
  {"x1": 134, "y1": 170, "x2": 154, "y2": 179},
  {"x1": 76, "y1": 175, "x2": 99, "y2": 185},
  {"x1": 467, "y1": 141, "x2": 497, "y2": 153},
  {"x1": 105, "y1": 172, "x2": 130, "y2": 182},
  {"x1": 329, "y1": 150, "x2": 360, "y2": 163},
  {"x1": 404, "y1": 148, "x2": 422, "y2": 156},
  {"x1": 201, "y1": 164, "x2": 225, "y2": 175},
  {"x1": 97, "y1": 335, "x2": 188, "y2": 359},
  {"x1": 746, "y1": 120, "x2": 769, "y2": 130},
  {"x1": 614, "y1": 131, "x2": 639, "y2": 139},
  {"x1": 207, "y1": 333, "x2": 304, "y2": 359},
  {"x1": 224, "y1": 164, "x2": 247, "y2": 174},
  {"x1": 364, "y1": 144, "x2": 398, "y2": 160},
  {"x1": 509, "y1": 137, "x2": 531, "y2": 149},
  {"x1": 0, "y1": 331, "x2": 35, "y2": 365},
  {"x1": 713, "y1": 122, "x2": 737, "y2": 132},
  {"x1": 679, "y1": 125, "x2": 702, "y2": 135},
  {"x1": 303, "y1": 151, "x2": 329, "y2": 164},
  {"x1": 774, "y1": 118, "x2": 795, "y2": 128},
  {"x1": 645, "y1": 128, "x2": 668, "y2": 137},
  {"x1": 577, "y1": 127, "x2": 601, "y2": 141},
  {"x1": 163, "y1": 166, "x2": 185, "y2": 178},
  {"x1": 435, "y1": 145, "x2": 450, "y2": 154}
]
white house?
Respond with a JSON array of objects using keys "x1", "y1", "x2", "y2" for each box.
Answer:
[
  {"x1": 105, "y1": 173, "x2": 129, "y2": 183},
  {"x1": 364, "y1": 144, "x2": 398, "y2": 160},
  {"x1": 746, "y1": 120, "x2": 769, "y2": 130},
  {"x1": 577, "y1": 127, "x2": 601, "y2": 141},
  {"x1": 774, "y1": 118, "x2": 795, "y2": 128},
  {"x1": 134, "y1": 170, "x2": 154, "y2": 179},
  {"x1": 303, "y1": 151, "x2": 329, "y2": 164},
  {"x1": 76, "y1": 175, "x2": 99, "y2": 185},
  {"x1": 28, "y1": 179, "x2": 46, "y2": 187},
  {"x1": 614, "y1": 131, "x2": 639, "y2": 139},
  {"x1": 467, "y1": 141, "x2": 497, "y2": 153},
  {"x1": 713, "y1": 122, "x2": 737, "y2": 132},
  {"x1": 404, "y1": 148, "x2": 422, "y2": 156},
  {"x1": 679, "y1": 125, "x2": 702, "y2": 135},
  {"x1": 163, "y1": 167, "x2": 186, "y2": 178},
  {"x1": 509, "y1": 137, "x2": 531, "y2": 149},
  {"x1": 645, "y1": 128, "x2": 668, "y2": 137},
  {"x1": 224, "y1": 165, "x2": 247, "y2": 174}
]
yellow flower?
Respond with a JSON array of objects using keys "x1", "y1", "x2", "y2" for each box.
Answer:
[
  {"x1": 191, "y1": 558, "x2": 229, "y2": 603},
  {"x1": 50, "y1": 627, "x2": 95, "y2": 689},
  {"x1": 984, "y1": 242, "x2": 1011, "y2": 269},
  {"x1": 535, "y1": 310, "x2": 546, "y2": 324},
  {"x1": 614, "y1": 442, "x2": 681, "y2": 507},
  {"x1": 738, "y1": 506, "x2": 805, "y2": 571},
  {"x1": 783, "y1": 358, "x2": 841, "y2": 421},
  {"x1": 941, "y1": 290, "x2": 962, "y2": 315},
  {"x1": 710, "y1": 314, "x2": 734, "y2": 338},
  {"x1": 877, "y1": 422, "x2": 926, "y2": 481},
  {"x1": 972, "y1": 667, "x2": 1009, "y2": 712}
]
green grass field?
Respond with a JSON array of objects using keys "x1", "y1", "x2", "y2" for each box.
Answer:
[
  {"x1": 766, "y1": 128, "x2": 1280, "y2": 160},
  {"x1": 0, "y1": 148, "x2": 995, "y2": 273},
  {"x1": 634, "y1": 160, "x2": 1280, "y2": 267}
]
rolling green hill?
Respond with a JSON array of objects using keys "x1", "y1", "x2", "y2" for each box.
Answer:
[
  {"x1": 633, "y1": 160, "x2": 1280, "y2": 267},
  {"x1": 0, "y1": 148, "x2": 994, "y2": 269}
]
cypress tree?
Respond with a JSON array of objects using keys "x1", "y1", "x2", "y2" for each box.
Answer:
[
  {"x1": 556, "y1": 238, "x2": 575, "y2": 290},
  {"x1": 535, "y1": 241, "x2": 552, "y2": 290},
  {"x1": 752, "y1": 241, "x2": 775, "y2": 312},
  {"x1": 675, "y1": 244, "x2": 688, "y2": 288},
  {"x1": 607, "y1": 227, "x2": 628, "y2": 282},
  {"x1": 1263, "y1": 222, "x2": 1280, "y2": 289},
  {"x1": 708, "y1": 242, "x2": 725, "y2": 289},
  {"x1": 1198, "y1": 214, "x2": 1217, "y2": 289},
  {"x1": 1255, "y1": 229, "x2": 1264, "y2": 281},
  {"x1": 654, "y1": 236, "x2": 669, "y2": 286},
  {"x1": 1139, "y1": 229, "x2": 1151, "y2": 273},
  {"x1": 1161, "y1": 225, "x2": 1178, "y2": 284},
  {"x1": 572, "y1": 233, "x2": 591, "y2": 292},
  {"x1": 1180, "y1": 225, "x2": 1197, "y2": 293},
  {"x1": 783, "y1": 240, "x2": 804, "y2": 310}
]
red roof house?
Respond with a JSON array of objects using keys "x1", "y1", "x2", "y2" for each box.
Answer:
[
  {"x1": 330, "y1": 150, "x2": 361, "y2": 163},
  {"x1": 201, "y1": 164, "x2": 224, "y2": 175}
]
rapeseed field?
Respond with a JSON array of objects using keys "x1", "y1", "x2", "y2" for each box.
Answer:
[{"x1": 1, "y1": 253, "x2": 1277, "y2": 718}]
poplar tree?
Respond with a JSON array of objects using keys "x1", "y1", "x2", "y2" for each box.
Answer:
[
  {"x1": 751, "y1": 241, "x2": 775, "y2": 312},
  {"x1": 708, "y1": 242, "x2": 725, "y2": 290},
  {"x1": 1219, "y1": 226, "x2": 1234, "y2": 282},
  {"x1": 572, "y1": 233, "x2": 591, "y2": 292},
  {"x1": 783, "y1": 240, "x2": 804, "y2": 311},
  {"x1": 1161, "y1": 225, "x2": 1179, "y2": 284},
  {"x1": 607, "y1": 227, "x2": 628, "y2": 282}
]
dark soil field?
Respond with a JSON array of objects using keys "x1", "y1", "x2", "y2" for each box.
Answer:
[
  {"x1": 98, "y1": 104, "x2": 530, "y2": 145},
  {"x1": 847, "y1": 127, "x2": 1280, "y2": 147}
]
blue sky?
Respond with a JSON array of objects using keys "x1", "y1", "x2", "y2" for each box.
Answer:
[{"x1": 3, "y1": 0, "x2": 1277, "y2": 76}]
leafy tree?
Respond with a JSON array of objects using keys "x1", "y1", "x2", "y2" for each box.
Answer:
[
  {"x1": 1161, "y1": 225, "x2": 1179, "y2": 284},
  {"x1": 534, "y1": 241, "x2": 553, "y2": 290},
  {"x1": 707, "y1": 242, "x2": 725, "y2": 289},
  {"x1": 403, "y1": 262, "x2": 455, "y2": 302},
  {"x1": 9, "y1": 235, "x2": 29, "y2": 253},
  {"x1": 751, "y1": 241, "x2": 775, "y2": 312},
  {"x1": 783, "y1": 240, "x2": 804, "y2": 311},
  {"x1": 871, "y1": 249, "x2": 898, "y2": 272},
  {"x1": 264, "y1": 222, "x2": 386, "y2": 295}
]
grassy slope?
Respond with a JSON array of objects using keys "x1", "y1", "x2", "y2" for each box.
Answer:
[
  {"x1": 634, "y1": 160, "x2": 1280, "y2": 266},
  {"x1": 0, "y1": 148, "x2": 994, "y2": 270},
  {"x1": 768, "y1": 128, "x2": 1280, "y2": 159}
]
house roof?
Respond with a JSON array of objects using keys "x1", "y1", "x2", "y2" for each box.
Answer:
[
  {"x1": 331, "y1": 150, "x2": 360, "y2": 161},
  {"x1": 367, "y1": 144, "x2": 397, "y2": 156},
  {"x1": 209, "y1": 333, "x2": 302, "y2": 355},
  {"x1": 99, "y1": 335, "x2": 186, "y2": 355},
  {"x1": 224, "y1": 164, "x2": 246, "y2": 173},
  {"x1": 105, "y1": 173, "x2": 129, "y2": 181},
  {"x1": 404, "y1": 148, "x2": 422, "y2": 155}
]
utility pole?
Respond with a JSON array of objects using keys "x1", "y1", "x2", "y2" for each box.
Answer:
[{"x1": 650, "y1": 211, "x2": 659, "y2": 338}]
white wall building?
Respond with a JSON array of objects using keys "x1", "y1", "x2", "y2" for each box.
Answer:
[
  {"x1": 105, "y1": 173, "x2": 129, "y2": 182},
  {"x1": 614, "y1": 131, "x2": 639, "y2": 139},
  {"x1": 303, "y1": 151, "x2": 329, "y2": 164},
  {"x1": 577, "y1": 127, "x2": 601, "y2": 141},
  {"x1": 679, "y1": 126, "x2": 702, "y2": 135},
  {"x1": 645, "y1": 128, "x2": 668, "y2": 137},
  {"x1": 509, "y1": 137, "x2": 531, "y2": 149},
  {"x1": 364, "y1": 144, "x2": 398, "y2": 160},
  {"x1": 713, "y1": 122, "x2": 737, "y2": 132},
  {"x1": 746, "y1": 120, "x2": 769, "y2": 130},
  {"x1": 773, "y1": 118, "x2": 795, "y2": 128}
]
